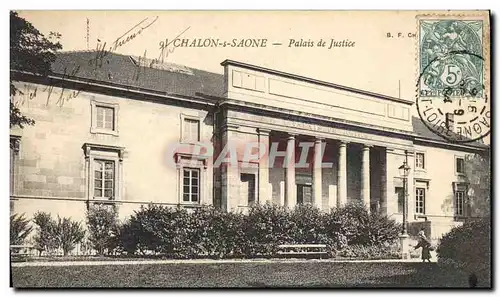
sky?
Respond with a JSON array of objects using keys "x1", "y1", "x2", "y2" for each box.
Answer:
[{"x1": 18, "y1": 10, "x2": 418, "y2": 99}]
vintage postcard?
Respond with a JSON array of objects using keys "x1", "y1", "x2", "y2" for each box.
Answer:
[{"x1": 9, "y1": 10, "x2": 491, "y2": 288}]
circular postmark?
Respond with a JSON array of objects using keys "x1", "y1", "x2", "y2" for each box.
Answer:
[{"x1": 416, "y1": 20, "x2": 490, "y2": 143}]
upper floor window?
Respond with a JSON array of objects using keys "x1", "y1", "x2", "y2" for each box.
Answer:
[
  {"x1": 183, "y1": 118, "x2": 200, "y2": 142},
  {"x1": 96, "y1": 106, "x2": 115, "y2": 130},
  {"x1": 415, "y1": 152, "x2": 425, "y2": 170},
  {"x1": 415, "y1": 187, "x2": 426, "y2": 214},
  {"x1": 455, "y1": 190, "x2": 465, "y2": 216},
  {"x1": 456, "y1": 157, "x2": 465, "y2": 174},
  {"x1": 91, "y1": 100, "x2": 119, "y2": 136}
]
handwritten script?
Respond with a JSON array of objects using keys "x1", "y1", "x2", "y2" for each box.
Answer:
[
  {"x1": 132, "y1": 26, "x2": 191, "y2": 81},
  {"x1": 89, "y1": 16, "x2": 159, "y2": 70}
]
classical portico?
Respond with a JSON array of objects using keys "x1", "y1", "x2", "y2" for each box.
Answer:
[{"x1": 217, "y1": 59, "x2": 416, "y2": 215}]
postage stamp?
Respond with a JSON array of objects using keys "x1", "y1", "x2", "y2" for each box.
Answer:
[{"x1": 416, "y1": 16, "x2": 490, "y2": 143}]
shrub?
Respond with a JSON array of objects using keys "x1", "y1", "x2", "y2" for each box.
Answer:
[
  {"x1": 242, "y1": 204, "x2": 294, "y2": 257},
  {"x1": 185, "y1": 206, "x2": 245, "y2": 259},
  {"x1": 290, "y1": 204, "x2": 345, "y2": 255},
  {"x1": 32, "y1": 212, "x2": 59, "y2": 256},
  {"x1": 116, "y1": 203, "x2": 401, "y2": 259},
  {"x1": 118, "y1": 205, "x2": 159, "y2": 255},
  {"x1": 118, "y1": 204, "x2": 191, "y2": 256},
  {"x1": 331, "y1": 203, "x2": 401, "y2": 246},
  {"x1": 10, "y1": 213, "x2": 33, "y2": 245},
  {"x1": 56, "y1": 216, "x2": 86, "y2": 256},
  {"x1": 86, "y1": 204, "x2": 120, "y2": 255},
  {"x1": 337, "y1": 243, "x2": 400, "y2": 260},
  {"x1": 437, "y1": 218, "x2": 491, "y2": 286}
]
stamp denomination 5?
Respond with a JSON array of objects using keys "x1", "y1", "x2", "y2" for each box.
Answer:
[{"x1": 416, "y1": 16, "x2": 490, "y2": 143}]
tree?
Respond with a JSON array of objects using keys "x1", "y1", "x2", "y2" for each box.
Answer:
[
  {"x1": 10, "y1": 213, "x2": 33, "y2": 245},
  {"x1": 10, "y1": 11, "x2": 62, "y2": 129},
  {"x1": 32, "y1": 211, "x2": 59, "y2": 256},
  {"x1": 465, "y1": 152, "x2": 491, "y2": 217},
  {"x1": 86, "y1": 204, "x2": 120, "y2": 255},
  {"x1": 56, "y1": 216, "x2": 86, "y2": 256}
]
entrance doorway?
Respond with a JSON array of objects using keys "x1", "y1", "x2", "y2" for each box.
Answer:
[{"x1": 297, "y1": 184, "x2": 312, "y2": 205}]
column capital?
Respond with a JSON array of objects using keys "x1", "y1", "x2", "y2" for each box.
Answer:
[
  {"x1": 287, "y1": 133, "x2": 297, "y2": 140},
  {"x1": 315, "y1": 137, "x2": 325, "y2": 143},
  {"x1": 339, "y1": 140, "x2": 349, "y2": 147},
  {"x1": 257, "y1": 128, "x2": 271, "y2": 135},
  {"x1": 363, "y1": 144, "x2": 373, "y2": 150}
]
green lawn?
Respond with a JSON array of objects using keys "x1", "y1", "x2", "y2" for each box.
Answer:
[{"x1": 11, "y1": 261, "x2": 484, "y2": 288}]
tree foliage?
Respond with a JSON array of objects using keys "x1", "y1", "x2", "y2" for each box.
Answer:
[
  {"x1": 10, "y1": 11, "x2": 62, "y2": 128},
  {"x1": 86, "y1": 204, "x2": 120, "y2": 255},
  {"x1": 465, "y1": 152, "x2": 491, "y2": 217},
  {"x1": 32, "y1": 211, "x2": 59, "y2": 256},
  {"x1": 10, "y1": 213, "x2": 33, "y2": 245}
]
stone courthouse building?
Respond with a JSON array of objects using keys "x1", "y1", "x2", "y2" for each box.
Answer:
[{"x1": 10, "y1": 51, "x2": 488, "y2": 240}]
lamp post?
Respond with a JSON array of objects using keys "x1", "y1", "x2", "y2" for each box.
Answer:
[{"x1": 398, "y1": 150, "x2": 411, "y2": 259}]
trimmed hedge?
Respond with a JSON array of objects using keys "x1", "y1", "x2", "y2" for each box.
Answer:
[
  {"x1": 437, "y1": 218, "x2": 491, "y2": 286},
  {"x1": 337, "y1": 243, "x2": 400, "y2": 260},
  {"x1": 118, "y1": 203, "x2": 401, "y2": 259}
]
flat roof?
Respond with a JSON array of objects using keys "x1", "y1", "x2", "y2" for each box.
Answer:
[{"x1": 221, "y1": 59, "x2": 414, "y2": 105}]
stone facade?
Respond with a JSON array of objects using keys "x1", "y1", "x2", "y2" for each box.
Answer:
[{"x1": 10, "y1": 54, "x2": 488, "y2": 242}]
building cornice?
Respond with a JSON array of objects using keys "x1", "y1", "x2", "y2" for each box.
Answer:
[
  {"x1": 220, "y1": 59, "x2": 414, "y2": 105},
  {"x1": 413, "y1": 136, "x2": 488, "y2": 153},
  {"x1": 219, "y1": 99, "x2": 417, "y2": 139},
  {"x1": 220, "y1": 99, "x2": 488, "y2": 153}
]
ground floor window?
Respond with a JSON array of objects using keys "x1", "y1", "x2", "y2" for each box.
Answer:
[
  {"x1": 415, "y1": 187, "x2": 426, "y2": 214},
  {"x1": 93, "y1": 159, "x2": 115, "y2": 199},
  {"x1": 455, "y1": 190, "x2": 465, "y2": 216},
  {"x1": 240, "y1": 173, "x2": 256, "y2": 206},
  {"x1": 395, "y1": 187, "x2": 404, "y2": 213},
  {"x1": 82, "y1": 143, "x2": 124, "y2": 202},
  {"x1": 183, "y1": 168, "x2": 200, "y2": 203}
]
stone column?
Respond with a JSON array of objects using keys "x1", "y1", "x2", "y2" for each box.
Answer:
[
  {"x1": 257, "y1": 128, "x2": 270, "y2": 204},
  {"x1": 385, "y1": 148, "x2": 397, "y2": 216},
  {"x1": 285, "y1": 134, "x2": 296, "y2": 209},
  {"x1": 220, "y1": 125, "x2": 240, "y2": 212},
  {"x1": 313, "y1": 137, "x2": 323, "y2": 209},
  {"x1": 337, "y1": 141, "x2": 348, "y2": 207},
  {"x1": 379, "y1": 148, "x2": 388, "y2": 215},
  {"x1": 361, "y1": 144, "x2": 371, "y2": 211}
]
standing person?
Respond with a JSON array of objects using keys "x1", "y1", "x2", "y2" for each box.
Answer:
[{"x1": 414, "y1": 230, "x2": 432, "y2": 262}]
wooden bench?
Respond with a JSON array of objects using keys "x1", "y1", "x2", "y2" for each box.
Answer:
[
  {"x1": 277, "y1": 244, "x2": 328, "y2": 259},
  {"x1": 10, "y1": 244, "x2": 34, "y2": 261}
]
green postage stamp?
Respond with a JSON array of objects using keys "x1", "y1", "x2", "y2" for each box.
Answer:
[{"x1": 416, "y1": 14, "x2": 490, "y2": 143}]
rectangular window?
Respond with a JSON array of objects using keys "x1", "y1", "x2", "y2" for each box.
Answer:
[
  {"x1": 183, "y1": 168, "x2": 200, "y2": 203},
  {"x1": 456, "y1": 157, "x2": 465, "y2": 174},
  {"x1": 183, "y1": 118, "x2": 200, "y2": 142},
  {"x1": 415, "y1": 187, "x2": 426, "y2": 214},
  {"x1": 395, "y1": 187, "x2": 404, "y2": 213},
  {"x1": 455, "y1": 190, "x2": 465, "y2": 216},
  {"x1": 96, "y1": 106, "x2": 115, "y2": 130},
  {"x1": 10, "y1": 146, "x2": 14, "y2": 195},
  {"x1": 241, "y1": 174, "x2": 256, "y2": 206},
  {"x1": 415, "y1": 153, "x2": 425, "y2": 169},
  {"x1": 93, "y1": 159, "x2": 115, "y2": 199},
  {"x1": 10, "y1": 136, "x2": 20, "y2": 196}
]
